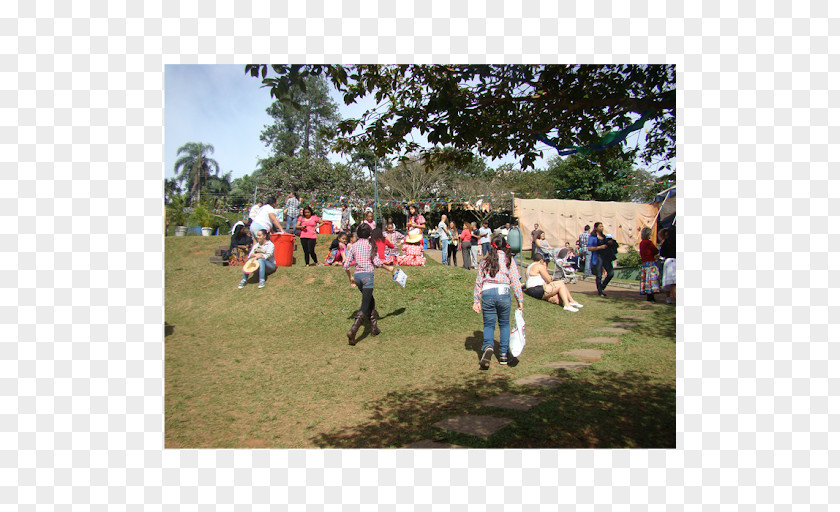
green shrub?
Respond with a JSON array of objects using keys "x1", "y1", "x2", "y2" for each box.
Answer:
[
  {"x1": 616, "y1": 245, "x2": 641, "y2": 267},
  {"x1": 191, "y1": 205, "x2": 215, "y2": 228}
]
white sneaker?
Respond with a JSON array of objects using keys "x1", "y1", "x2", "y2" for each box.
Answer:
[
  {"x1": 238, "y1": 279, "x2": 246, "y2": 289},
  {"x1": 570, "y1": 302, "x2": 584, "y2": 308},
  {"x1": 563, "y1": 305, "x2": 579, "y2": 312},
  {"x1": 258, "y1": 280, "x2": 266, "y2": 289}
]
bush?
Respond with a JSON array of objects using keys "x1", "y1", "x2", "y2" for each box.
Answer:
[
  {"x1": 191, "y1": 205, "x2": 215, "y2": 228},
  {"x1": 616, "y1": 245, "x2": 641, "y2": 267}
]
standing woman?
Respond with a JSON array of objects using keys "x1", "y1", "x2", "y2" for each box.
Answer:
[
  {"x1": 296, "y1": 206, "x2": 325, "y2": 267},
  {"x1": 343, "y1": 223, "x2": 395, "y2": 345},
  {"x1": 406, "y1": 204, "x2": 426, "y2": 237},
  {"x1": 460, "y1": 222, "x2": 473, "y2": 269},
  {"x1": 659, "y1": 225, "x2": 676, "y2": 304},
  {"x1": 447, "y1": 220, "x2": 460, "y2": 267},
  {"x1": 472, "y1": 234, "x2": 524, "y2": 368},
  {"x1": 587, "y1": 222, "x2": 615, "y2": 297},
  {"x1": 638, "y1": 227, "x2": 661, "y2": 302}
]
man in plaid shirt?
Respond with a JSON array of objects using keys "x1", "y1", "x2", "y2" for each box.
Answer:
[
  {"x1": 284, "y1": 191, "x2": 300, "y2": 233},
  {"x1": 578, "y1": 225, "x2": 592, "y2": 278}
]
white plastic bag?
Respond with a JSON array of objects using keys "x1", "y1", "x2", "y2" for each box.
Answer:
[
  {"x1": 509, "y1": 309, "x2": 526, "y2": 357},
  {"x1": 392, "y1": 268, "x2": 408, "y2": 288}
]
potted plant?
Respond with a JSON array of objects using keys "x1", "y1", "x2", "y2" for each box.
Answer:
[
  {"x1": 166, "y1": 196, "x2": 188, "y2": 236},
  {"x1": 191, "y1": 205, "x2": 215, "y2": 236}
]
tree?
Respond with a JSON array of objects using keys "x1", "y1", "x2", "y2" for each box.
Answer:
[
  {"x1": 245, "y1": 64, "x2": 676, "y2": 172},
  {"x1": 259, "y1": 74, "x2": 340, "y2": 159},
  {"x1": 252, "y1": 155, "x2": 368, "y2": 207},
  {"x1": 546, "y1": 154, "x2": 635, "y2": 202},
  {"x1": 377, "y1": 155, "x2": 447, "y2": 202},
  {"x1": 173, "y1": 142, "x2": 220, "y2": 204},
  {"x1": 202, "y1": 171, "x2": 233, "y2": 207}
]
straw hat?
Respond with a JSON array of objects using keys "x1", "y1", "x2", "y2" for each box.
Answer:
[
  {"x1": 242, "y1": 258, "x2": 260, "y2": 273},
  {"x1": 405, "y1": 232, "x2": 423, "y2": 244}
]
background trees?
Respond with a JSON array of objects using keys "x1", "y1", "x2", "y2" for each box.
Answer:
[{"x1": 173, "y1": 142, "x2": 221, "y2": 204}]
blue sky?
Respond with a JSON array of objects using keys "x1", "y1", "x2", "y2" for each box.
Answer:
[{"x1": 165, "y1": 65, "x2": 671, "y2": 184}]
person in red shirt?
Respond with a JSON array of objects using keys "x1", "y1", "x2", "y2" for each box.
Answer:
[
  {"x1": 638, "y1": 227, "x2": 661, "y2": 302},
  {"x1": 370, "y1": 228, "x2": 394, "y2": 262},
  {"x1": 459, "y1": 222, "x2": 473, "y2": 269}
]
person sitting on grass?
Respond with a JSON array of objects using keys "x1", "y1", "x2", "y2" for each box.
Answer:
[
  {"x1": 223, "y1": 224, "x2": 253, "y2": 263},
  {"x1": 320, "y1": 232, "x2": 348, "y2": 266},
  {"x1": 397, "y1": 232, "x2": 426, "y2": 266},
  {"x1": 371, "y1": 227, "x2": 395, "y2": 264},
  {"x1": 238, "y1": 229, "x2": 275, "y2": 290},
  {"x1": 524, "y1": 253, "x2": 584, "y2": 312},
  {"x1": 383, "y1": 223, "x2": 404, "y2": 263}
]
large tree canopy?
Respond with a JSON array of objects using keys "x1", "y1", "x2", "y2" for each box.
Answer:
[{"x1": 246, "y1": 64, "x2": 676, "y2": 172}]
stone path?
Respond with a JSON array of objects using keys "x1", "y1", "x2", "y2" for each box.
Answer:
[
  {"x1": 481, "y1": 393, "x2": 543, "y2": 411},
  {"x1": 580, "y1": 336, "x2": 621, "y2": 344},
  {"x1": 513, "y1": 374, "x2": 563, "y2": 388},
  {"x1": 404, "y1": 302, "x2": 650, "y2": 447},
  {"x1": 432, "y1": 415, "x2": 514, "y2": 438}
]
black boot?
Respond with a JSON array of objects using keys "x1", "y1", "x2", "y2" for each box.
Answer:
[
  {"x1": 647, "y1": 293, "x2": 656, "y2": 302},
  {"x1": 347, "y1": 311, "x2": 365, "y2": 345},
  {"x1": 369, "y1": 309, "x2": 381, "y2": 336}
]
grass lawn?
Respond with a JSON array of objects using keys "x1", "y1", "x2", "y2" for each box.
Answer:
[{"x1": 165, "y1": 235, "x2": 676, "y2": 448}]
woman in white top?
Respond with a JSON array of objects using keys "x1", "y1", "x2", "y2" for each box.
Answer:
[{"x1": 524, "y1": 253, "x2": 584, "y2": 312}]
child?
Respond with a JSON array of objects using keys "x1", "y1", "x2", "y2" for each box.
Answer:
[
  {"x1": 397, "y1": 232, "x2": 426, "y2": 266},
  {"x1": 472, "y1": 234, "x2": 524, "y2": 368}
]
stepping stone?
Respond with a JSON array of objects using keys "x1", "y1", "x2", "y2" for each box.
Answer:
[
  {"x1": 580, "y1": 337, "x2": 620, "y2": 344},
  {"x1": 404, "y1": 440, "x2": 464, "y2": 449},
  {"x1": 595, "y1": 327, "x2": 630, "y2": 334},
  {"x1": 562, "y1": 349, "x2": 604, "y2": 362},
  {"x1": 620, "y1": 316, "x2": 646, "y2": 320},
  {"x1": 609, "y1": 322, "x2": 638, "y2": 328},
  {"x1": 513, "y1": 374, "x2": 563, "y2": 388},
  {"x1": 543, "y1": 361, "x2": 592, "y2": 370},
  {"x1": 433, "y1": 415, "x2": 513, "y2": 438},
  {"x1": 481, "y1": 393, "x2": 544, "y2": 411}
]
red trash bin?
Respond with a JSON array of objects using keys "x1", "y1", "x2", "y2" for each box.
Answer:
[
  {"x1": 318, "y1": 221, "x2": 333, "y2": 234},
  {"x1": 271, "y1": 233, "x2": 296, "y2": 267}
]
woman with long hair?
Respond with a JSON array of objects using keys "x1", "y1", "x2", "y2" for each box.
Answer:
[
  {"x1": 639, "y1": 227, "x2": 661, "y2": 302},
  {"x1": 343, "y1": 223, "x2": 396, "y2": 345},
  {"x1": 460, "y1": 221, "x2": 473, "y2": 269},
  {"x1": 524, "y1": 253, "x2": 584, "y2": 312},
  {"x1": 406, "y1": 204, "x2": 426, "y2": 236},
  {"x1": 587, "y1": 222, "x2": 615, "y2": 297},
  {"x1": 447, "y1": 220, "x2": 459, "y2": 267},
  {"x1": 472, "y1": 234, "x2": 524, "y2": 368},
  {"x1": 295, "y1": 206, "x2": 325, "y2": 266},
  {"x1": 237, "y1": 229, "x2": 275, "y2": 289},
  {"x1": 371, "y1": 227, "x2": 395, "y2": 262}
]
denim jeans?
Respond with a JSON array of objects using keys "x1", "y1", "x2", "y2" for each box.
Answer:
[
  {"x1": 354, "y1": 272, "x2": 375, "y2": 314},
  {"x1": 592, "y1": 258, "x2": 614, "y2": 293},
  {"x1": 481, "y1": 287, "x2": 512, "y2": 356},
  {"x1": 439, "y1": 238, "x2": 449, "y2": 264},
  {"x1": 481, "y1": 242, "x2": 490, "y2": 256},
  {"x1": 250, "y1": 222, "x2": 268, "y2": 238},
  {"x1": 243, "y1": 257, "x2": 276, "y2": 282},
  {"x1": 583, "y1": 250, "x2": 592, "y2": 276},
  {"x1": 285, "y1": 214, "x2": 297, "y2": 233}
]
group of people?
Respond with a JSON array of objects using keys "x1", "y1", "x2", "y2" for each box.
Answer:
[{"x1": 638, "y1": 224, "x2": 677, "y2": 304}]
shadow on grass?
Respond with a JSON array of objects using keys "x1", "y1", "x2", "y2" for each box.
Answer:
[
  {"x1": 345, "y1": 307, "x2": 406, "y2": 321},
  {"x1": 310, "y1": 369, "x2": 675, "y2": 449},
  {"x1": 605, "y1": 305, "x2": 676, "y2": 341},
  {"x1": 165, "y1": 323, "x2": 174, "y2": 337}
]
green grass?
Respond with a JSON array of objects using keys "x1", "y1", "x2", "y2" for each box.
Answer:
[{"x1": 166, "y1": 235, "x2": 676, "y2": 448}]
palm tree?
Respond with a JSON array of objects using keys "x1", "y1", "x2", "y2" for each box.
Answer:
[{"x1": 173, "y1": 142, "x2": 220, "y2": 204}]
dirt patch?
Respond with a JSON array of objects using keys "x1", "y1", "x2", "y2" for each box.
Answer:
[{"x1": 243, "y1": 438, "x2": 270, "y2": 448}]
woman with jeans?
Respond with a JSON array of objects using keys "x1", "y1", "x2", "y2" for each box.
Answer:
[
  {"x1": 587, "y1": 222, "x2": 615, "y2": 297},
  {"x1": 296, "y1": 206, "x2": 325, "y2": 266},
  {"x1": 472, "y1": 234, "x2": 524, "y2": 368},
  {"x1": 238, "y1": 229, "x2": 275, "y2": 289},
  {"x1": 343, "y1": 223, "x2": 395, "y2": 345}
]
